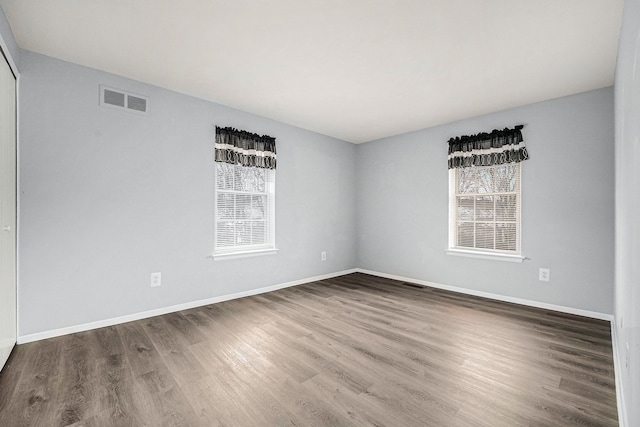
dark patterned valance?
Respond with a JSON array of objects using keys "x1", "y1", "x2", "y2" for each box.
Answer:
[
  {"x1": 215, "y1": 126, "x2": 276, "y2": 169},
  {"x1": 448, "y1": 125, "x2": 528, "y2": 169}
]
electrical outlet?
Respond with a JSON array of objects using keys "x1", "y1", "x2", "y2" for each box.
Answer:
[
  {"x1": 321, "y1": 251, "x2": 326, "y2": 261},
  {"x1": 150, "y1": 272, "x2": 161, "y2": 287},
  {"x1": 539, "y1": 268, "x2": 550, "y2": 282}
]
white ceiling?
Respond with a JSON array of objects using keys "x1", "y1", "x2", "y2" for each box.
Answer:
[{"x1": 0, "y1": 0, "x2": 624, "y2": 143}]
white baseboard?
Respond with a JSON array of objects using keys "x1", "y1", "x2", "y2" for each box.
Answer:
[
  {"x1": 610, "y1": 319, "x2": 628, "y2": 427},
  {"x1": 16, "y1": 266, "x2": 613, "y2": 337},
  {"x1": 355, "y1": 268, "x2": 614, "y2": 321},
  {"x1": 17, "y1": 268, "x2": 358, "y2": 344}
]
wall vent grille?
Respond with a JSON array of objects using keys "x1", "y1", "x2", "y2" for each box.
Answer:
[{"x1": 99, "y1": 85, "x2": 148, "y2": 114}]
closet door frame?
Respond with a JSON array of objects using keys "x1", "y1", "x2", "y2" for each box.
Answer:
[{"x1": 0, "y1": 41, "x2": 18, "y2": 372}]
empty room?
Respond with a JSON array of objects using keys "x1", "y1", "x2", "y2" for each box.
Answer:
[{"x1": 0, "y1": 0, "x2": 638, "y2": 426}]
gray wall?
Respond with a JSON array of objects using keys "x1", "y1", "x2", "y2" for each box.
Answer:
[
  {"x1": 0, "y1": 5, "x2": 18, "y2": 68},
  {"x1": 12, "y1": 16, "x2": 617, "y2": 347},
  {"x1": 614, "y1": 0, "x2": 640, "y2": 424},
  {"x1": 18, "y1": 50, "x2": 357, "y2": 337},
  {"x1": 356, "y1": 88, "x2": 615, "y2": 315}
]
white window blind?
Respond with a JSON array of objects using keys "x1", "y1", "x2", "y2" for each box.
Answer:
[
  {"x1": 214, "y1": 162, "x2": 275, "y2": 255},
  {"x1": 449, "y1": 163, "x2": 521, "y2": 254}
]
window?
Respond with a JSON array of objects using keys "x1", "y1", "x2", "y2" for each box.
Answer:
[
  {"x1": 446, "y1": 124, "x2": 527, "y2": 260},
  {"x1": 449, "y1": 163, "x2": 521, "y2": 254},
  {"x1": 214, "y1": 162, "x2": 275, "y2": 257},
  {"x1": 213, "y1": 126, "x2": 277, "y2": 259}
]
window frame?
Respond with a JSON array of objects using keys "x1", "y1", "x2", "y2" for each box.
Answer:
[
  {"x1": 447, "y1": 163, "x2": 524, "y2": 262},
  {"x1": 213, "y1": 162, "x2": 277, "y2": 260}
]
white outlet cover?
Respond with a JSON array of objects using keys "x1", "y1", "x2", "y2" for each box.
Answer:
[
  {"x1": 151, "y1": 272, "x2": 162, "y2": 287},
  {"x1": 539, "y1": 268, "x2": 550, "y2": 282}
]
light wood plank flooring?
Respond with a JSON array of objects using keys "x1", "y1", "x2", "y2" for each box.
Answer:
[{"x1": 0, "y1": 273, "x2": 618, "y2": 426}]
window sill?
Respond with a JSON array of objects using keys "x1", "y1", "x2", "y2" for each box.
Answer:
[
  {"x1": 213, "y1": 248, "x2": 278, "y2": 261},
  {"x1": 446, "y1": 249, "x2": 525, "y2": 263}
]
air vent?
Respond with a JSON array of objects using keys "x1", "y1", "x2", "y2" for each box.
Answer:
[
  {"x1": 127, "y1": 95, "x2": 147, "y2": 112},
  {"x1": 99, "y1": 85, "x2": 148, "y2": 114},
  {"x1": 103, "y1": 88, "x2": 125, "y2": 107}
]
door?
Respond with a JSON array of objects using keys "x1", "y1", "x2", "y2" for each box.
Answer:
[{"x1": 0, "y1": 48, "x2": 16, "y2": 372}]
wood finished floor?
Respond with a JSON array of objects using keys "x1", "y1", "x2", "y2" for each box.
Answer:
[{"x1": 0, "y1": 273, "x2": 618, "y2": 426}]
